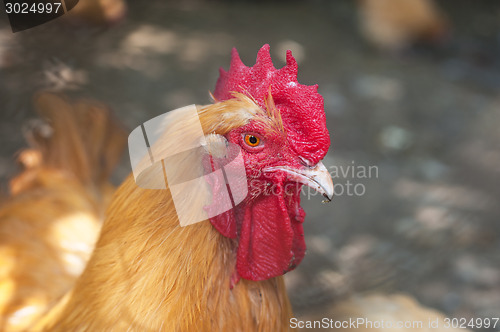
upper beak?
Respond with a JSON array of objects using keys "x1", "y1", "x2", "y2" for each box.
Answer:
[{"x1": 264, "y1": 161, "x2": 334, "y2": 202}]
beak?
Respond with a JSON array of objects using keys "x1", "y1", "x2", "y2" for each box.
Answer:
[{"x1": 264, "y1": 161, "x2": 334, "y2": 202}]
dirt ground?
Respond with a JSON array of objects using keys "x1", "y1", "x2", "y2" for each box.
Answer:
[{"x1": 0, "y1": 0, "x2": 499, "y2": 330}]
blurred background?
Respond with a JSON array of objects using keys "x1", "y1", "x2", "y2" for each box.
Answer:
[{"x1": 0, "y1": 0, "x2": 499, "y2": 329}]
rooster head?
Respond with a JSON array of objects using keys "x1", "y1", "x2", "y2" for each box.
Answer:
[{"x1": 206, "y1": 45, "x2": 332, "y2": 282}]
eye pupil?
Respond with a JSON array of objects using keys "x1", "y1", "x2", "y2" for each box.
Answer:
[{"x1": 249, "y1": 136, "x2": 257, "y2": 144}]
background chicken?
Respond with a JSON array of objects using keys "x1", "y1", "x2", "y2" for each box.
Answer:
[
  {"x1": 65, "y1": 0, "x2": 127, "y2": 26},
  {"x1": 0, "y1": 93, "x2": 126, "y2": 331},
  {"x1": 298, "y1": 293, "x2": 471, "y2": 332},
  {"x1": 357, "y1": 0, "x2": 450, "y2": 52}
]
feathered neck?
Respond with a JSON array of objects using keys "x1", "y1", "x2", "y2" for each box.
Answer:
[{"x1": 37, "y1": 98, "x2": 294, "y2": 331}]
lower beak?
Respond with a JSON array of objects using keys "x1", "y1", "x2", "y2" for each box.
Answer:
[{"x1": 264, "y1": 161, "x2": 334, "y2": 202}]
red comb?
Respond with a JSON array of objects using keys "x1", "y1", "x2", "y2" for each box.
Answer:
[{"x1": 213, "y1": 44, "x2": 330, "y2": 164}]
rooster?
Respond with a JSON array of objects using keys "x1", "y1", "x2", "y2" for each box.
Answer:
[
  {"x1": 33, "y1": 44, "x2": 333, "y2": 331},
  {"x1": 0, "y1": 93, "x2": 126, "y2": 332}
]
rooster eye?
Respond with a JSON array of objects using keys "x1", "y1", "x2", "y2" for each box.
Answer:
[{"x1": 244, "y1": 134, "x2": 260, "y2": 147}]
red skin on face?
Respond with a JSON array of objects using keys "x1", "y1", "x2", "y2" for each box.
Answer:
[{"x1": 209, "y1": 45, "x2": 330, "y2": 282}]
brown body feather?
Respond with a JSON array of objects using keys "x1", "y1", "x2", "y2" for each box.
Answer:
[
  {"x1": 36, "y1": 96, "x2": 294, "y2": 331},
  {"x1": 0, "y1": 93, "x2": 126, "y2": 331},
  {"x1": 39, "y1": 176, "x2": 292, "y2": 331}
]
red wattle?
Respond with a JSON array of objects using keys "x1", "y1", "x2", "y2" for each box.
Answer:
[{"x1": 235, "y1": 187, "x2": 306, "y2": 281}]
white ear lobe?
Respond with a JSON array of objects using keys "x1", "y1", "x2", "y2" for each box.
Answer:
[{"x1": 201, "y1": 134, "x2": 229, "y2": 159}]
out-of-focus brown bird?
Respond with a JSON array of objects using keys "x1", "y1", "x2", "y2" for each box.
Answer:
[
  {"x1": 297, "y1": 293, "x2": 470, "y2": 332},
  {"x1": 0, "y1": 93, "x2": 126, "y2": 332},
  {"x1": 357, "y1": 0, "x2": 450, "y2": 52},
  {"x1": 33, "y1": 45, "x2": 333, "y2": 331},
  {"x1": 65, "y1": 0, "x2": 127, "y2": 26}
]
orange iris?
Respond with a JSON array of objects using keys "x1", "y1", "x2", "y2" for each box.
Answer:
[{"x1": 244, "y1": 134, "x2": 260, "y2": 147}]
